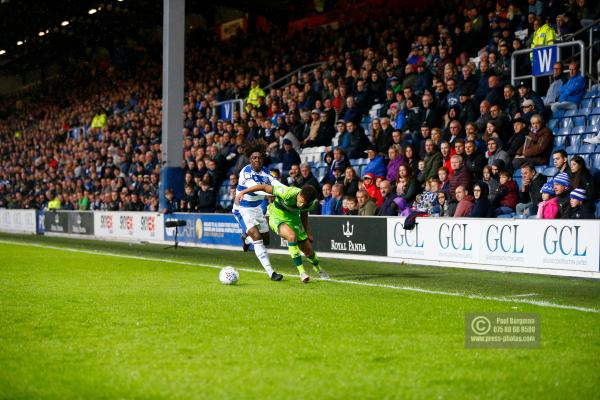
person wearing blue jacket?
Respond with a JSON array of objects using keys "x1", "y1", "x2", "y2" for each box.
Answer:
[
  {"x1": 362, "y1": 144, "x2": 387, "y2": 178},
  {"x1": 551, "y1": 62, "x2": 586, "y2": 113}
]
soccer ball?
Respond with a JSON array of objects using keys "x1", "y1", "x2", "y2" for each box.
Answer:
[{"x1": 219, "y1": 267, "x2": 239, "y2": 285}]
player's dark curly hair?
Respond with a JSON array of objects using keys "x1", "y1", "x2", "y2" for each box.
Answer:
[
  {"x1": 245, "y1": 139, "x2": 268, "y2": 158},
  {"x1": 300, "y1": 185, "x2": 318, "y2": 205}
]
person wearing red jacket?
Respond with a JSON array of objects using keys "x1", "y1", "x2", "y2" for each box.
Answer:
[
  {"x1": 492, "y1": 170, "x2": 519, "y2": 217},
  {"x1": 362, "y1": 172, "x2": 384, "y2": 206}
]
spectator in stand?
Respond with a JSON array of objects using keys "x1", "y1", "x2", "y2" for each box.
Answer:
[
  {"x1": 448, "y1": 155, "x2": 474, "y2": 201},
  {"x1": 180, "y1": 185, "x2": 197, "y2": 213},
  {"x1": 279, "y1": 139, "x2": 301, "y2": 172},
  {"x1": 357, "y1": 189, "x2": 379, "y2": 216},
  {"x1": 386, "y1": 145, "x2": 405, "y2": 183},
  {"x1": 396, "y1": 164, "x2": 419, "y2": 204},
  {"x1": 548, "y1": 150, "x2": 569, "y2": 178},
  {"x1": 453, "y1": 185, "x2": 475, "y2": 217},
  {"x1": 362, "y1": 173, "x2": 383, "y2": 206},
  {"x1": 551, "y1": 62, "x2": 586, "y2": 113},
  {"x1": 418, "y1": 139, "x2": 443, "y2": 183},
  {"x1": 161, "y1": 188, "x2": 179, "y2": 214},
  {"x1": 515, "y1": 162, "x2": 546, "y2": 217},
  {"x1": 486, "y1": 137, "x2": 510, "y2": 168},
  {"x1": 503, "y1": 84, "x2": 521, "y2": 120},
  {"x1": 564, "y1": 189, "x2": 595, "y2": 219},
  {"x1": 475, "y1": 100, "x2": 492, "y2": 133},
  {"x1": 492, "y1": 170, "x2": 519, "y2": 217},
  {"x1": 343, "y1": 120, "x2": 369, "y2": 159},
  {"x1": 343, "y1": 166, "x2": 359, "y2": 197},
  {"x1": 512, "y1": 114, "x2": 553, "y2": 169},
  {"x1": 506, "y1": 117, "x2": 529, "y2": 158},
  {"x1": 469, "y1": 181, "x2": 492, "y2": 218},
  {"x1": 319, "y1": 183, "x2": 333, "y2": 215},
  {"x1": 362, "y1": 144, "x2": 386, "y2": 178},
  {"x1": 569, "y1": 155, "x2": 597, "y2": 213},
  {"x1": 543, "y1": 62, "x2": 567, "y2": 107},
  {"x1": 463, "y1": 140, "x2": 486, "y2": 179},
  {"x1": 482, "y1": 165, "x2": 500, "y2": 203},
  {"x1": 342, "y1": 96, "x2": 362, "y2": 125},
  {"x1": 517, "y1": 82, "x2": 545, "y2": 118},
  {"x1": 537, "y1": 182, "x2": 559, "y2": 219},
  {"x1": 485, "y1": 75, "x2": 504, "y2": 106},
  {"x1": 298, "y1": 163, "x2": 321, "y2": 194},
  {"x1": 553, "y1": 172, "x2": 572, "y2": 218},
  {"x1": 378, "y1": 180, "x2": 399, "y2": 216},
  {"x1": 323, "y1": 183, "x2": 343, "y2": 215}
]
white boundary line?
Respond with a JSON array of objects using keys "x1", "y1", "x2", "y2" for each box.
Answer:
[{"x1": 1, "y1": 239, "x2": 598, "y2": 314}]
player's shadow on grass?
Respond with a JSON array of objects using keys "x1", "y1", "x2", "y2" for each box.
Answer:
[{"x1": 334, "y1": 272, "x2": 437, "y2": 281}]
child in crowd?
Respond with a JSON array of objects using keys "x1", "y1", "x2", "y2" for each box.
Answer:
[
  {"x1": 537, "y1": 182, "x2": 559, "y2": 219},
  {"x1": 492, "y1": 171, "x2": 519, "y2": 217}
]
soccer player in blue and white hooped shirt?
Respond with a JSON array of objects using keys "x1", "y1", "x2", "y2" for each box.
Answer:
[{"x1": 232, "y1": 140, "x2": 284, "y2": 281}]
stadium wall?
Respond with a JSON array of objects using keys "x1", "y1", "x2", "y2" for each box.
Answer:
[{"x1": 0, "y1": 210, "x2": 598, "y2": 279}]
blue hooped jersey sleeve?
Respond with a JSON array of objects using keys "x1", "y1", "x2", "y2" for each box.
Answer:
[{"x1": 235, "y1": 165, "x2": 282, "y2": 208}]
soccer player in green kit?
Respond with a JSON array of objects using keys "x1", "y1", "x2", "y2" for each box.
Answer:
[{"x1": 235, "y1": 183, "x2": 330, "y2": 283}]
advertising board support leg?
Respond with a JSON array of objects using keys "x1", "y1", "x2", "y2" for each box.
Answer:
[{"x1": 164, "y1": 220, "x2": 187, "y2": 250}]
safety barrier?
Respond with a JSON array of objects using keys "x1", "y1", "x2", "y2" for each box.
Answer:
[{"x1": 1, "y1": 210, "x2": 598, "y2": 278}]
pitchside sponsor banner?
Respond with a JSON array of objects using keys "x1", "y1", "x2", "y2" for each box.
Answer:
[
  {"x1": 0, "y1": 209, "x2": 37, "y2": 233},
  {"x1": 94, "y1": 212, "x2": 164, "y2": 241},
  {"x1": 43, "y1": 211, "x2": 69, "y2": 233},
  {"x1": 68, "y1": 212, "x2": 94, "y2": 235},
  {"x1": 387, "y1": 217, "x2": 600, "y2": 272},
  {"x1": 267, "y1": 216, "x2": 388, "y2": 256},
  {"x1": 163, "y1": 213, "x2": 243, "y2": 246}
]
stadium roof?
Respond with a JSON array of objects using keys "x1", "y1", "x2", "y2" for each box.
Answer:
[{"x1": 0, "y1": 0, "x2": 295, "y2": 73}]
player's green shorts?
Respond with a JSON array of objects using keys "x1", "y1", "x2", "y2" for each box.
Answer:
[{"x1": 267, "y1": 203, "x2": 308, "y2": 242}]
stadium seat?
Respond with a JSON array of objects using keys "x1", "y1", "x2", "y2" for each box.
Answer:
[
  {"x1": 578, "y1": 144, "x2": 596, "y2": 154},
  {"x1": 589, "y1": 106, "x2": 600, "y2": 115},
  {"x1": 558, "y1": 118, "x2": 573, "y2": 129},
  {"x1": 555, "y1": 127, "x2": 570, "y2": 136},
  {"x1": 570, "y1": 125, "x2": 587, "y2": 135},
  {"x1": 565, "y1": 144, "x2": 578, "y2": 154},
  {"x1": 554, "y1": 136, "x2": 567, "y2": 148},
  {"x1": 513, "y1": 169, "x2": 522, "y2": 178},
  {"x1": 564, "y1": 109, "x2": 577, "y2": 118},
  {"x1": 590, "y1": 115, "x2": 600, "y2": 127},
  {"x1": 552, "y1": 110, "x2": 565, "y2": 119},
  {"x1": 580, "y1": 98, "x2": 592, "y2": 109},
  {"x1": 568, "y1": 134, "x2": 582, "y2": 147},
  {"x1": 573, "y1": 116, "x2": 586, "y2": 127},
  {"x1": 593, "y1": 154, "x2": 600, "y2": 170},
  {"x1": 579, "y1": 154, "x2": 591, "y2": 168},
  {"x1": 548, "y1": 119, "x2": 559, "y2": 130},
  {"x1": 543, "y1": 166, "x2": 558, "y2": 177},
  {"x1": 535, "y1": 166, "x2": 545, "y2": 174}
]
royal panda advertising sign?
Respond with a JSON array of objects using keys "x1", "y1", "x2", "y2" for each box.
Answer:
[
  {"x1": 267, "y1": 216, "x2": 387, "y2": 256},
  {"x1": 43, "y1": 211, "x2": 69, "y2": 233},
  {"x1": 68, "y1": 212, "x2": 94, "y2": 235}
]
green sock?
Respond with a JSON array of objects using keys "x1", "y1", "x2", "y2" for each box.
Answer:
[
  {"x1": 307, "y1": 252, "x2": 321, "y2": 272},
  {"x1": 288, "y1": 242, "x2": 305, "y2": 274}
]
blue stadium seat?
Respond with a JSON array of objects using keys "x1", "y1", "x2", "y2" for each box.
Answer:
[
  {"x1": 559, "y1": 118, "x2": 573, "y2": 129},
  {"x1": 589, "y1": 114, "x2": 600, "y2": 126},
  {"x1": 564, "y1": 109, "x2": 577, "y2": 117},
  {"x1": 570, "y1": 125, "x2": 587, "y2": 135},
  {"x1": 554, "y1": 136, "x2": 567, "y2": 148},
  {"x1": 535, "y1": 166, "x2": 545, "y2": 174},
  {"x1": 349, "y1": 159, "x2": 361, "y2": 166},
  {"x1": 555, "y1": 127, "x2": 570, "y2": 136},
  {"x1": 543, "y1": 166, "x2": 558, "y2": 177},
  {"x1": 513, "y1": 169, "x2": 522, "y2": 178},
  {"x1": 568, "y1": 134, "x2": 582, "y2": 147},
  {"x1": 578, "y1": 144, "x2": 596, "y2": 154},
  {"x1": 590, "y1": 106, "x2": 600, "y2": 115},
  {"x1": 552, "y1": 110, "x2": 565, "y2": 119},
  {"x1": 596, "y1": 201, "x2": 600, "y2": 219},
  {"x1": 565, "y1": 144, "x2": 578, "y2": 154},
  {"x1": 593, "y1": 153, "x2": 600, "y2": 170},
  {"x1": 573, "y1": 116, "x2": 587, "y2": 127},
  {"x1": 579, "y1": 154, "x2": 591, "y2": 167},
  {"x1": 580, "y1": 98, "x2": 592, "y2": 109},
  {"x1": 548, "y1": 118, "x2": 559, "y2": 130}
]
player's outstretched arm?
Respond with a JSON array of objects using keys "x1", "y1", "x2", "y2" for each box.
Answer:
[{"x1": 235, "y1": 184, "x2": 273, "y2": 204}]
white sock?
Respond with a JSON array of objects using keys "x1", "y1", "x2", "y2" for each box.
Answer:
[
  {"x1": 253, "y1": 240, "x2": 274, "y2": 276},
  {"x1": 245, "y1": 236, "x2": 253, "y2": 244}
]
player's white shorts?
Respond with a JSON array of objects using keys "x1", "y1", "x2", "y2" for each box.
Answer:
[{"x1": 233, "y1": 206, "x2": 268, "y2": 234}]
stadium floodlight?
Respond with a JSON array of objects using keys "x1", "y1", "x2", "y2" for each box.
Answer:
[
  {"x1": 0, "y1": 50, "x2": 5, "y2": 55},
  {"x1": 38, "y1": 31, "x2": 45, "y2": 36},
  {"x1": 88, "y1": 8, "x2": 97, "y2": 14},
  {"x1": 61, "y1": 21, "x2": 69, "y2": 27},
  {"x1": 16, "y1": 40, "x2": 23, "y2": 46}
]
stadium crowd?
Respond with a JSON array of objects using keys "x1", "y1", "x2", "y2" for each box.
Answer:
[{"x1": 1, "y1": 0, "x2": 599, "y2": 219}]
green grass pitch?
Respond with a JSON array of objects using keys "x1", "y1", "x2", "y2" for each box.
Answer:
[{"x1": 0, "y1": 233, "x2": 599, "y2": 399}]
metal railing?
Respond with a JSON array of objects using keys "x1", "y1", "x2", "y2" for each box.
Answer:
[
  {"x1": 511, "y1": 40, "x2": 585, "y2": 92},
  {"x1": 264, "y1": 62, "x2": 325, "y2": 91},
  {"x1": 211, "y1": 99, "x2": 244, "y2": 122}
]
